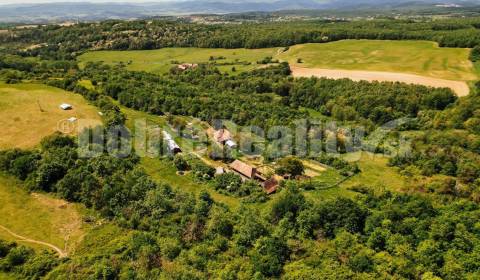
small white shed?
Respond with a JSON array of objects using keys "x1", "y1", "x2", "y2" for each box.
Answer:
[{"x1": 59, "y1": 103, "x2": 73, "y2": 110}]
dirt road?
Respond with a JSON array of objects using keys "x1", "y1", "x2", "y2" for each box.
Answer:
[
  {"x1": 290, "y1": 66, "x2": 470, "y2": 97},
  {"x1": 0, "y1": 224, "x2": 67, "y2": 258}
]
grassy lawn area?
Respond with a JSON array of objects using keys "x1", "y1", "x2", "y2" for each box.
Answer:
[
  {"x1": 0, "y1": 273, "x2": 15, "y2": 280},
  {"x1": 341, "y1": 152, "x2": 406, "y2": 191},
  {"x1": 141, "y1": 157, "x2": 240, "y2": 208},
  {"x1": 0, "y1": 83, "x2": 101, "y2": 149},
  {"x1": 78, "y1": 47, "x2": 280, "y2": 74},
  {"x1": 304, "y1": 168, "x2": 357, "y2": 202},
  {"x1": 278, "y1": 40, "x2": 477, "y2": 81},
  {"x1": 0, "y1": 174, "x2": 89, "y2": 255},
  {"x1": 302, "y1": 151, "x2": 406, "y2": 202}
]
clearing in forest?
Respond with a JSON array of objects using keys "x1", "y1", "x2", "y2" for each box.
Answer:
[
  {"x1": 78, "y1": 47, "x2": 279, "y2": 74},
  {"x1": 0, "y1": 83, "x2": 102, "y2": 149},
  {"x1": 0, "y1": 175, "x2": 88, "y2": 256}
]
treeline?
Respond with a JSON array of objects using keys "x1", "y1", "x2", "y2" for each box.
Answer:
[
  {"x1": 80, "y1": 62, "x2": 306, "y2": 129},
  {"x1": 285, "y1": 77, "x2": 457, "y2": 125},
  {"x1": 389, "y1": 129, "x2": 480, "y2": 200},
  {"x1": 0, "y1": 54, "x2": 77, "y2": 83},
  {"x1": 4, "y1": 18, "x2": 480, "y2": 60}
]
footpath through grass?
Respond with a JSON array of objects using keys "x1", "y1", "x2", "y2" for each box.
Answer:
[{"x1": 0, "y1": 174, "x2": 88, "y2": 255}]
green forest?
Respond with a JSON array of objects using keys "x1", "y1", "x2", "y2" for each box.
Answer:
[{"x1": 0, "y1": 15, "x2": 480, "y2": 280}]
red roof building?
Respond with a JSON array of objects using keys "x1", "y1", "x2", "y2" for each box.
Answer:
[
  {"x1": 230, "y1": 160, "x2": 257, "y2": 179},
  {"x1": 263, "y1": 177, "x2": 279, "y2": 194}
]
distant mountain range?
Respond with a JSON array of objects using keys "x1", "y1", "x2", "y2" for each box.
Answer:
[{"x1": 1, "y1": 0, "x2": 479, "y2": 23}]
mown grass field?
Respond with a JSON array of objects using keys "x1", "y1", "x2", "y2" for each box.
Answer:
[
  {"x1": 79, "y1": 40, "x2": 477, "y2": 81},
  {"x1": 278, "y1": 40, "x2": 477, "y2": 81},
  {"x1": 78, "y1": 47, "x2": 280, "y2": 74},
  {"x1": 0, "y1": 174, "x2": 89, "y2": 255},
  {"x1": 0, "y1": 83, "x2": 102, "y2": 149}
]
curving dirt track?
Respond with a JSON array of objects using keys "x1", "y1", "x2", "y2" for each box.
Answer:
[
  {"x1": 290, "y1": 66, "x2": 470, "y2": 97},
  {"x1": 0, "y1": 224, "x2": 67, "y2": 257}
]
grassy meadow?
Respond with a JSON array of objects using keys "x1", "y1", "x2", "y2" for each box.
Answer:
[
  {"x1": 79, "y1": 40, "x2": 477, "y2": 81},
  {"x1": 0, "y1": 273, "x2": 14, "y2": 280},
  {"x1": 78, "y1": 47, "x2": 280, "y2": 74},
  {"x1": 0, "y1": 174, "x2": 89, "y2": 255},
  {"x1": 341, "y1": 152, "x2": 406, "y2": 191},
  {"x1": 278, "y1": 40, "x2": 477, "y2": 81},
  {"x1": 0, "y1": 83, "x2": 102, "y2": 149}
]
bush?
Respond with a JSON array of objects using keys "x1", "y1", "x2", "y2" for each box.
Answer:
[
  {"x1": 3, "y1": 246, "x2": 33, "y2": 269},
  {"x1": 214, "y1": 173, "x2": 242, "y2": 192},
  {"x1": 275, "y1": 157, "x2": 305, "y2": 177},
  {"x1": 470, "y1": 45, "x2": 480, "y2": 62},
  {"x1": 174, "y1": 155, "x2": 190, "y2": 171},
  {"x1": 191, "y1": 160, "x2": 215, "y2": 181}
]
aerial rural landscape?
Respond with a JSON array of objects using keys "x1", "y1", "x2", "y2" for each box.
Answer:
[{"x1": 1, "y1": 0, "x2": 480, "y2": 279}]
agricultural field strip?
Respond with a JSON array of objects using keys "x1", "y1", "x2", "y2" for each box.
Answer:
[{"x1": 290, "y1": 66, "x2": 470, "y2": 96}]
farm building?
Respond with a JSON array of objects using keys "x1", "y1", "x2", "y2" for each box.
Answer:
[
  {"x1": 230, "y1": 160, "x2": 257, "y2": 179},
  {"x1": 162, "y1": 131, "x2": 182, "y2": 155},
  {"x1": 263, "y1": 177, "x2": 279, "y2": 194},
  {"x1": 213, "y1": 129, "x2": 237, "y2": 148},
  {"x1": 59, "y1": 103, "x2": 73, "y2": 110}
]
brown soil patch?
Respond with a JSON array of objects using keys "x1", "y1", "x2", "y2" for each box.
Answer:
[{"x1": 291, "y1": 66, "x2": 470, "y2": 97}]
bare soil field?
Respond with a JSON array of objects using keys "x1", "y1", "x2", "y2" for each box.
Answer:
[{"x1": 291, "y1": 66, "x2": 470, "y2": 97}]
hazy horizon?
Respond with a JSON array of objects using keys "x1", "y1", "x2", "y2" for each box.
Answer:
[
  {"x1": 0, "y1": 0, "x2": 178, "y2": 4},
  {"x1": 0, "y1": 0, "x2": 327, "y2": 5}
]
